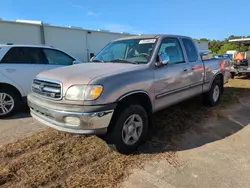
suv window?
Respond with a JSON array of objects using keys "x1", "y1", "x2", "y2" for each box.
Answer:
[
  {"x1": 43, "y1": 49, "x2": 74, "y2": 65},
  {"x1": 1, "y1": 47, "x2": 48, "y2": 64},
  {"x1": 182, "y1": 38, "x2": 198, "y2": 62},
  {"x1": 158, "y1": 38, "x2": 184, "y2": 64}
]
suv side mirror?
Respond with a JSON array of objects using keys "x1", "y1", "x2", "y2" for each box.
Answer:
[
  {"x1": 73, "y1": 60, "x2": 81, "y2": 64},
  {"x1": 90, "y1": 56, "x2": 95, "y2": 61},
  {"x1": 155, "y1": 54, "x2": 170, "y2": 66}
]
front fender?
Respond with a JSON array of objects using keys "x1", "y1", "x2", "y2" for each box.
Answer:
[
  {"x1": 116, "y1": 90, "x2": 150, "y2": 101},
  {"x1": 83, "y1": 66, "x2": 155, "y2": 106}
]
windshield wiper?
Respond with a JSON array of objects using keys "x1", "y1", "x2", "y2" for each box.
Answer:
[
  {"x1": 91, "y1": 59, "x2": 105, "y2": 63},
  {"x1": 109, "y1": 59, "x2": 138, "y2": 64}
]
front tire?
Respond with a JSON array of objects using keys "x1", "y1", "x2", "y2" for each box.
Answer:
[
  {"x1": 106, "y1": 104, "x2": 149, "y2": 154},
  {"x1": 203, "y1": 78, "x2": 222, "y2": 107},
  {"x1": 0, "y1": 89, "x2": 19, "y2": 118}
]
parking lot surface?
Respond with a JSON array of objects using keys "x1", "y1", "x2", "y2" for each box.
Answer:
[
  {"x1": 122, "y1": 103, "x2": 250, "y2": 188},
  {"x1": 0, "y1": 111, "x2": 43, "y2": 147}
]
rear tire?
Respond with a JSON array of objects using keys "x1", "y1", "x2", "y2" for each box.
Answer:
[
  {"x1": 230, "y1": 72, "x2": 235, "y2": 79},
  {"x1": 0, "y1": 88, "x2": 19, "y2": 118},
  {"x1": 203, "y1": 78, "x2": 222, "y2": 107},
  {"x1": 106, "y1": 104, "x2": 148, "y2": 154}
]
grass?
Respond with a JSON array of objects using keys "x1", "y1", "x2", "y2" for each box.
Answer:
[{"x1": 0, "y1": 78, "x2": 250, "y2": 188}]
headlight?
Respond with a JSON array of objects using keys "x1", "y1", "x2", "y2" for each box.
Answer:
[{"x1": 65, "y1": 85, "x2": 103, "y2": 101}]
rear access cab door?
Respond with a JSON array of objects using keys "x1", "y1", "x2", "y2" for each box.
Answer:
[{"x1": 181, "y1": 37, "x2": 204, "y2": 94}]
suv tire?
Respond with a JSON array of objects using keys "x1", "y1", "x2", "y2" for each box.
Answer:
[
  {"x1": 0, "y1": 88, "x2": 19, "y2": 118},
  {"x1": 106, "y1": 104, "x2": 148, "y2": 154}
]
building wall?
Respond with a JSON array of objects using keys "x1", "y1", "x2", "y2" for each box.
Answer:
[
  {"x1": 0, "y1": 20, "x2": 132, "y2": 62},
  {"x1": 43, "y1": 26, "x2": 88, "y2": 61},
  {"x1": 194, "y1": 40, "x2": 208, "y2": 51},
  {"x1": 0, "y1": 19, "x2": 208, "y2": 62},
  {"x1": 0, "y1": 20, "x2": 41, "y2": 44},
  {"x1": 86, "y1": 31, "x2": 130, "y2": 58}
]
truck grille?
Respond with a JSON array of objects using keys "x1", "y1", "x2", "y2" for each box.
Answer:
[{"x1": 32, "y1": 79, "x2": 62, "y2": 100}]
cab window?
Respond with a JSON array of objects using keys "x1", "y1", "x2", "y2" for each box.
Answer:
[
  {"x1": 182, "y1": 38, "x2": 198, "y2": 62},
  {"x1": 158, "y1": 38, "x2": 185, "y2": 64}
]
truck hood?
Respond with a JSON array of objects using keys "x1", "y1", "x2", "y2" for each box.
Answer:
[{"x1": 36, "y1": 62, "x2": 138, "y2": 88}]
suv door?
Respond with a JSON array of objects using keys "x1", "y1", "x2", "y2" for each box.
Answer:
[
  {"x1": 181, "y1": 38, "x2": 204, "y2": 94},
  {"x1": 0, "y1": 47, "x2": 49, "y2": 95},
  {"x1": 153, "y1": 37, "x2": 193, "y2": 110},
  {"x1": 42, "y1": 48, "x2": 75, "y2": 71}
]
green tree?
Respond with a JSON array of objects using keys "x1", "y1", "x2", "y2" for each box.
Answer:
[
  {"x1": 209, "y1": 40, "x2": 223, "y2": 54},
  {"x1": 217, "y1": 43, "x2": 238, "y2": 54},
  {"x1": 199, "y1": 38, "x2": 210, "y2": 42},
  {"x1": 198, "y1": 35, "x2": 250, "y2": 54}
]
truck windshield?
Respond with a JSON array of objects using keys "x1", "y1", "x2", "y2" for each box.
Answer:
[{"x1": 92, "y1": 38, "x2": 156, "y2": 64}]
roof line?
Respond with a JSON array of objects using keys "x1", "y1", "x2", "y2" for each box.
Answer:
[{"x1": 229, "y1": 38, "x2": 250, "y2": 42}]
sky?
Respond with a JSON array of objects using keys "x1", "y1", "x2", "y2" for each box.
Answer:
[{"x1": 1, "y1": 0, "x2": 250, "y2": 40}]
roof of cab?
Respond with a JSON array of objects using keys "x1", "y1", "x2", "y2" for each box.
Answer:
[{"x1": 113, "y1": 34, "x2": 192, "y2": 41}]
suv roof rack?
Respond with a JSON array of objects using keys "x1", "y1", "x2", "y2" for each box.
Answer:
[{"x1": 6, "y1": 43, "x2": 14, "y2": 45}]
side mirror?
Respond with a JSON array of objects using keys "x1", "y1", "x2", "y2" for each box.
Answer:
[
  {"x1": 155, "y1": 54, "x2": 170, "y2": 66},
  {"x1": 73, "y1": 60, "x2": 81, "y2": 64},
  {"x1": 90, "y1": 56, "x2": 95, "y2": 61},
  {"x1": 200, "y1": 50, "x2": 212, "y2": 61}
]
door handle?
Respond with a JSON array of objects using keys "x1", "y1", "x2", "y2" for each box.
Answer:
[
  {"x1": 182, "y1": 67, "x2": 188, "y2": 72},
  {"x1": 5, "y1": 69, "x2": 16, "y2": 72}
]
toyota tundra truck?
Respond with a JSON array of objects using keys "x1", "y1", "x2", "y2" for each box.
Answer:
[{"x1": 27, "y1": 35, "x2": 231, "y2": 154}]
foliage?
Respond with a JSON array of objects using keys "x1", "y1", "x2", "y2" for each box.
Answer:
[{"x1": 197, "y1": 35, "x2": 250, "y2": 54}]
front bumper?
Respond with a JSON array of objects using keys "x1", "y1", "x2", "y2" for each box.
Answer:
[{"x1": 28, "y1": 93, "x2": 115, "y2": 135}]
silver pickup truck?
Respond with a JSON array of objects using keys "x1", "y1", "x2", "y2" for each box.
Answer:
[{"x1": 28, "y1": 35, "x2": 231, "y2": 154}]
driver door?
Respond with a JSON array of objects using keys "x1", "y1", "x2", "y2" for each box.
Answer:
[{"x1": 153, "y1": 37, "x2": 193, "y2": 111}]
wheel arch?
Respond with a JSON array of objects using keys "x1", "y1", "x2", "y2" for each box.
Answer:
[
  {"x1": 209, "y1": 73, "x2": 224, "y2": 93},
  {"x1": 0, "y1": 82, "x2": 23, "y2": 101},
  {"x1": 112, "y1": 90, "x2": 154, "y2": 130}
]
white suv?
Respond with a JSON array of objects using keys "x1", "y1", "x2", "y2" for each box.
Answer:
[{"x1": 0, "y1": 44, "x2": 81, "y2": 117}]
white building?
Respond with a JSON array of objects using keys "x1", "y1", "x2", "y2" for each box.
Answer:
[{"x1": 0, "y1": 19, "x2": 208, "y2": 61}]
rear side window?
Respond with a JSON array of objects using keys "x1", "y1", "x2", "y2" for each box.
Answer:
[
  {"x1": 43, "y1": 49, "x2": 74, "y2": 65},
  {"x1": 0, "y1": 47, "x2": 48, "y2": 64},
  {"x1": 182, "y1": 38, "x2": 198, "y2": 62}
]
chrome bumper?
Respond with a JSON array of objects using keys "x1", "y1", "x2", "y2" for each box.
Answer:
[{"x1": 28, "y1": 96, "x2": 114, "y2": 135}]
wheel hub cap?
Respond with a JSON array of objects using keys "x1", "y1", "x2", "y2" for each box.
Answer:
[
  {"x1": 213, "y1": 85, "x2": 220, "y2": 102},
  {"x1": 122, "y1": 114, "x2": 143, "y2": 145},
  {"x1": 128, "y1": 125, "x2": 135, "y2": 135},
  {"x1": 0, "y1": 92, "x2": 15, "y2": 115}
]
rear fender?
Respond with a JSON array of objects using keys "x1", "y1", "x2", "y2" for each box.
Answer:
[{"x1": 208, "y1": 72, "x2": 224, "y2": 92}]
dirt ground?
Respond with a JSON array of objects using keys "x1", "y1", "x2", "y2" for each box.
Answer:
[{"x1": 0, "y1": 78, "x2": 250, "y2": 188}]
